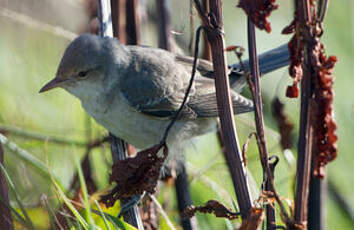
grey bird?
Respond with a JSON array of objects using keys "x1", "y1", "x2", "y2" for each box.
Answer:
[{"x1": 39, "y1": 34, "x2": 289, "y2": 153}]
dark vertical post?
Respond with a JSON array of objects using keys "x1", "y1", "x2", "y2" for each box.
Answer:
[
  {"x1": 125, "y1": 0, "x2": 140, "y2": 45},
  {"x1": 201, "y1": 0, "x2": 211, "y2": 60},
  {"x1": 292, "y1": 1, "x2": 314, "y2": 228},
  {"x1": 175, "y1": 164, "x2": 198, "y2": 230},
  {"x1": 111, "y1": 0, "x2": 127, "y2": 43},
  {"x1": 308, "y1": 175, "x2": 327, "y2": 230},
  {"x1": 156, "y1": 0, "x2": 171, "y2": 51}
]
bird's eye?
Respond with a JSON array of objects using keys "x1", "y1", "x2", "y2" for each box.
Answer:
[{"x1": 78, "y1": 71, "x2": 88, "y2": 79}]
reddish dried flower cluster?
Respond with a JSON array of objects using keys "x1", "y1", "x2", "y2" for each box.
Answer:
[
  {"x1": 282, "y1": 7, "x2": 338, "y2": 177},
  {"x1": 282, "y1": 16, "x2": 304, "y2": 98},
  {"x1": 312, "y1": 45, "x2": 338, "y2": 178},
  {"x1": 100, "y1": 143, "x2": 168, "y2": 207},
  {"x1": 237, "y1": 0, "x2": 278, "y2": 33}
]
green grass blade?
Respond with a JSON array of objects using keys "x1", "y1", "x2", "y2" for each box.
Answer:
[
  {"x1": 0, "y1": 133, "x2": 52, "y2": 179},
  {"x1": 90, "y1": 209, "x2": 137, "y2": 230},
  {"x1": 52, "y1": 179, "x2": 89, "y2": 230},
  {"x1": 0, "y1": 163, "x2": 34, "y2": 229},
  {"x1": 74, "y1": 152, "x2": 94, "y2": 227},
  {"x1": 94, "y1": 200, "x2": 111, "y2": 230}
]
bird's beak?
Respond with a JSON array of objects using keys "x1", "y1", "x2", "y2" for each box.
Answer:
[{"x1": 39, "y1": 77, "x2": 67, "y2": 93}]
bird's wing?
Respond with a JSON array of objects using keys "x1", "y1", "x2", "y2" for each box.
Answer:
[
  {"x1": 119, "y1": 46, "x2": 252, "y2": 119},
  {"x1": 175, "y1": 55, "x2": 214, "y2": 78},
  {"x1": 188, "y1": 91, "x2": 253, "y2": 117},
  {"x1": 175, "y1": 54, "x2": 253, "y2": 116},
  {"x1": 119, "y1": 47, "x2": 198, "y2": 119},
  {"x1": 175, "y1": 54, "x2": 247, "y2": 93}
]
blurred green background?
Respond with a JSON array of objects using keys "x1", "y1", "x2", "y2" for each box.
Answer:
[{"x1": 0, "y1": 0, "x2": 353, "y2": 229}]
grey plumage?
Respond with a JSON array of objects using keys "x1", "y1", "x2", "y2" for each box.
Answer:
[
  {"x1": 40, "y1": 34, "x2": 289, "y2": 150},
  {"x1": 120, "y1": 45, "x2": 253, "y2": 119}
]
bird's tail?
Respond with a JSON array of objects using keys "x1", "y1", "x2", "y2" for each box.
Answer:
[{"x1": 229, "y1": 44, "x2": 290, "y2": 92}]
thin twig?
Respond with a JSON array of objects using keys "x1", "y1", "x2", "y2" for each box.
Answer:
[
  {"x1": 318, "y1": 0, "x2": 329, "y2": 23},
  {"x1": 247, "y1": 19, "x2": 292, "y2": 225},
  {"x1": 192, "y1": 0, "x2": 210, "y2": 27},
  {"x1": 266, "y1": 156, "x2": 279, "y2": 230},
  {"x1": 201, "y1": 0, "x2": 211, "y2": 60},
  {"x1": 149, "y1": 195, "x2": 177, "y2": 230}
]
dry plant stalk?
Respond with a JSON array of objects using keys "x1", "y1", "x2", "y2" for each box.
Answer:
[
  {"x1": 281, "y1": 0, "x2": 337, "y2": 228},
  {"x1": 193, "y1": 0, "x2": 252, "y2": 218},
  {"x1": 239, "y1": 207, "x2": 265, "y2": 230},
  {"x1": 246, "y1": 18, "x2": 292, "y2": 226}
]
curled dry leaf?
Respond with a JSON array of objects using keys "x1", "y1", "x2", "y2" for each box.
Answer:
[
  {"x1": 242, "y1": 132, "x2": 258, "y2": 167},
  {"x1": 183, "y1": 200, "x2": 240, "y2": 220},
  {"x1": 237, "y1": 0, "x2": 278, "y2": 33},
  {"x1": 100, "y1": 143, "x2": 168, "y2": 207}
]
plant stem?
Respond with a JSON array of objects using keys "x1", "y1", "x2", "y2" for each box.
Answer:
[
  {"x1": 293, "y1": 0, "x2": 315, "y2": 228},
  {"x1": 247, "y1": 18, "x2": 291, "y2": 226},
  {"x1": 195, "y1": 0, "x2": 253, "y2": 218}
]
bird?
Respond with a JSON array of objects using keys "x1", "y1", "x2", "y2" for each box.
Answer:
[
  {"x1": 39, "y1": 34, "x2": 258, "y2": 153},
  {"x1": 39, "y1": 34, "x2": 290, "y2": 152}
]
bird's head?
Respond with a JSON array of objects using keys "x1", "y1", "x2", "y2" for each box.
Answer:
[{"x1": 39, "y1": 34, "x2": 124, "y2": 97}]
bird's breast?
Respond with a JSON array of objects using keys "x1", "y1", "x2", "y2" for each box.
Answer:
[
  {"x1": 81, "y1": 95, "x2": 169, "y2": 149},
  {"x1": 80, "y1": 93, "x2": 217, "y2": 151}
]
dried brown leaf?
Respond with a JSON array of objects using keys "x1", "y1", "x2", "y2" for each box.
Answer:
[
  {"x1": 100, "y1": 143, "x2": 168, "y2": 207},
  {"x1": 183, "y1": 200, "x2": 240, "y2": 220}
]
